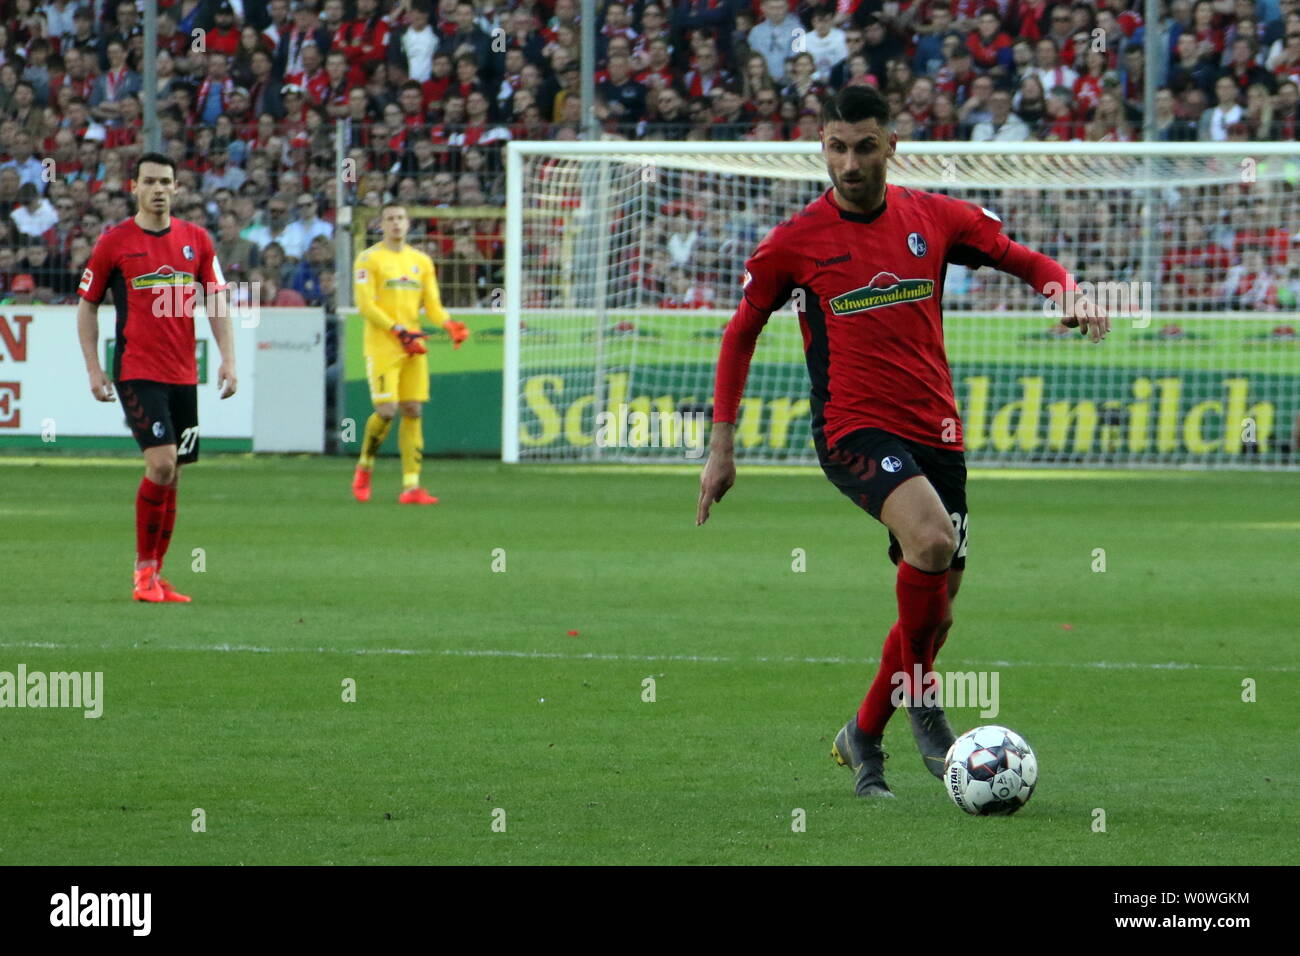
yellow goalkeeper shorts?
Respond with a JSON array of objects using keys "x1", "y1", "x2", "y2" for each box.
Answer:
[{"x1": 366, "y1": 352, "x2": 429, "y2": 404}]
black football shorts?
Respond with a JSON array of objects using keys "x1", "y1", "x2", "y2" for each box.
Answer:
[
  {"x1": 816, "y1": 427, "x2": 968, "y2": 571},
  {"x1": 116, "y1": 379, "x2": 201, "y2": 464}
]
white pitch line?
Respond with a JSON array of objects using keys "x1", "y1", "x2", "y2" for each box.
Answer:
[{"x1": 0, "y1": 641, "x2": 1293, "y2": 673}]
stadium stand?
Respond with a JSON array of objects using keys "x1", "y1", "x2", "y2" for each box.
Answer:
[{"x1": 1, "y1": 0, "x2": 1297, "y2": 311}]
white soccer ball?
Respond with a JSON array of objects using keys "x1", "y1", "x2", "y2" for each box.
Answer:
[{"x1": 943, "y1": 725, "x2": 1038, "y2": 816}]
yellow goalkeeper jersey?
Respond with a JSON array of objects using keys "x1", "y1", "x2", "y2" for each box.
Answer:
[{"x1": 354, "y1": 242, "x2": 451, "y2": 365}]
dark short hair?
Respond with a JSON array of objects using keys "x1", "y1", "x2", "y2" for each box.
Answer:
[
  {"x1": 821, "y1": 85, "x2": 890, "y2": 127},
  {"x1": 135, "y1": 152, "x2": 177, "y2": 178},
  {"x1": 381, "y1": 201, "x2": 407, "y2": 215}
]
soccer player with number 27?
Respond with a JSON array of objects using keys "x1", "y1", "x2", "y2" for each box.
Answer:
[
  {"x1": 77, "y1": 152, "x2": 235, "y2": 605},
  {"x1": 697, "y1": 87, "x2": 1110, "y2": 798}
]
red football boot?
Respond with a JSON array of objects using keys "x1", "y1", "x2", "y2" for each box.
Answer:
[
  {"x1": 133, "y1": 567, "x2": 166, "y2": 603},
  {"x1": 157, "y1": 576, "x2": 192, "y2": 603},
  {"x1": 352, "y1": 466, "x2": 372, "y2": 502},
  {"x1": 398, "y1": 487, "x2": 439, "y2": 505}
]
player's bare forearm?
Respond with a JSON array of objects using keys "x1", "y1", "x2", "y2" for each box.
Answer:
[
  {"x1": 696, "y1": 422, "x2": 736, "y2": 526},
  {"x1": 206, "y1": 292, "x2": 238, "y2": 398},
  {"x1": 709, "y1": 420, "x2": 736, "y2": 453},
  {"x1": 698, "y1": 296, "x2": 772, "y2": 525},
  {"x1": 77, "y1": 298, "x2": 101, "y2": 373},
  {"x1": 206, "y1": 291, "x2": 235, "y2": 360},
  {"x1": 78, "y1": 298, "x2": 116, "y2": 402}
]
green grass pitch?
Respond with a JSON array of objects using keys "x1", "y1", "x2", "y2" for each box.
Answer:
[{"x1": 1, "y1": 455, "x2": 1296, "y2": 865}]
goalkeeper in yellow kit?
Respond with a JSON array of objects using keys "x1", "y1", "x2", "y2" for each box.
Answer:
[{"x1": 351, "y1": 202, "x2": 469, "y2": 504}]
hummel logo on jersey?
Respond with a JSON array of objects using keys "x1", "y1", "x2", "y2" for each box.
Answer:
[
  {"x1": 881, "y1": 456, "x2": 902, "y2": 473},
  {"x1": 829, "y1": 272, "x2": 935, "y2": 315},
  {"x1": 130, "y1": 266, "x2": 195, "y2": 290},
  {"x1": 815, "y1": 253, "x2": 852, "y2": 268},
  {"x1": 907, "y1": 232, "x2": 927, "y2": 257}
]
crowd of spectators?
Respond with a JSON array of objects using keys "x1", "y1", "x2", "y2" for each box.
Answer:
[
  {"x1": 559, "y1": 170, "x2": 1298, "y2": 311},
  {"x1": 0, "y1": 0, "x2": 1297, "y2": 311}
]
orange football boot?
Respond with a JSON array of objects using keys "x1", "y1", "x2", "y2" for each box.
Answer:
[
  {"x1": 133, "y1": 567, "x2": 166, "y2": 602},
  {"x1": 398, "y1": 487, "x2": 439, "y2": 505},
  {"x1": 352, "y1": 466, "x2": 372, "y2": 502},
  {"x1": 157, "y1": 576, "x2": 192, "y2": 603}
]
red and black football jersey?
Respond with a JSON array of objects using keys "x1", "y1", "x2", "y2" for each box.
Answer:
[
  {"x1": 738, "y1": 184, "x2": 1008, "y2": 452},
  {"x1": 79, "y1": 217, "x2": 227, "y2": 386}
]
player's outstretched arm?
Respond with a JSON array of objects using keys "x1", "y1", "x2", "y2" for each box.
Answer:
[
  {"x1": 949, "y1": 201, "x2": 1110, "y2": 343},
  {"x1": 77, "y1": 298, "x2": 115, "y2": 403},
  {"x1": 992, "y1": 238, "x2": 1110, "y2": 343}
]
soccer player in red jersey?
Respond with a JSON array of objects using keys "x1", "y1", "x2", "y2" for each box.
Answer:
[
  {"x1": 697, "y1": 87, "x2": 1109, "y2": 798},
  {"x1": 76, "y1": 153, "x2": 236, "y2": 604}
]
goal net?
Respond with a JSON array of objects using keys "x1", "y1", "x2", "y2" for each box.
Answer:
[{"x1": 503, "y1": 142, "x2": 1300, "y2": 469}]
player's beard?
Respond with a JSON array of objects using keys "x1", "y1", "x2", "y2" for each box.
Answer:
[{"x1": 832, "y1": 166, "x2": 885, "y2": 214}]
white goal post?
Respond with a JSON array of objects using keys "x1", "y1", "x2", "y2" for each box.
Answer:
[{"x1": 504, "y1": 141, "x2": 1300, "y2": 469}]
